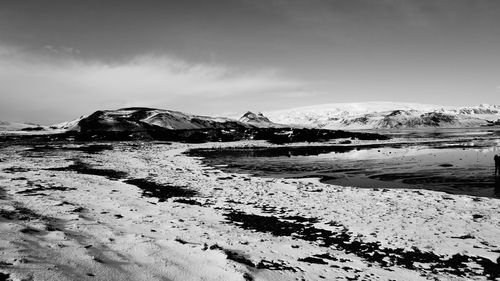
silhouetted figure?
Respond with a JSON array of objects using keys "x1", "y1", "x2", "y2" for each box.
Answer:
[{"x1": 495, "y1": 154, "x2": 500, "y2": 176}]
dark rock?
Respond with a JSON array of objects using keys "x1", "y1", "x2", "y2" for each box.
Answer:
[
  {"x1": 0, "y1": 272, "x2": 10, "y2": 281},
  {"x1": 20, "y1": 228, "x2": 41, "y2": 234},
  {"x1": 298, "y1": 257, "x2": 328, "y2": 264}
]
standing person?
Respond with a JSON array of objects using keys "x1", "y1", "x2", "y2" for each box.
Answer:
[{"x1": 495, "y1": 154, "x2": 500, "y2": 176}]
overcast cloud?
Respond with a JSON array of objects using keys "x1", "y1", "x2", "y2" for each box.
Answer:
[
  {"x1": 0, "y1": 45, "x2": 304, "y2": 124},
  {"x1": 1, "y1": 0, "x2": 499, "y2": 123}
]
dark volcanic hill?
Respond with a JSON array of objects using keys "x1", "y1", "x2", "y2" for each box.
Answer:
[{"x1": 74, "y1": 107, "x2": 252, "y2": 133}]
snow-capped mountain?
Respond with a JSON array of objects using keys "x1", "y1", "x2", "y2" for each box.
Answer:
[
  {"x1": 66, "y1": 107, "x2": 252, "y2": 133},
  {"x1": 263, "y1": 102, "x2": 500, "y2": 130},
  {"x1": 49, "y1": 115, "x2": 88, "y2": 131},
  {"x1": 238, "y1": 111, "x2": 283, "y2": 128}
]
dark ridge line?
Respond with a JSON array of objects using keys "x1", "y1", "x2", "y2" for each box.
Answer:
[
  {"x1": 0, "y1": 126, "x2": 389, "y2": 144},
  {"x1": 27, "y1": 144, "x2": 113, "y2": 154}
]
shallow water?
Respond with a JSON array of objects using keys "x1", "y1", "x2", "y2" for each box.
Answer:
[{"x1": 189, "y1": 127, "x2": 500, "y2": 198}]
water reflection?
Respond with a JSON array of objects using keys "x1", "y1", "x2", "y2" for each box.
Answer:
[{"x1": 189, "y1": 128, "x2": 500, "y2": 198}]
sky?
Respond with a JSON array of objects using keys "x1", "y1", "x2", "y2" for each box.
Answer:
[{"x1": 1, "y1": 0, "x2": 500, "y2": 124}]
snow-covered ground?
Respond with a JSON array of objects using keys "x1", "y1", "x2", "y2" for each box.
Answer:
[{"x1": 0, "y1": 141, "x2": 499, "y2": 280}]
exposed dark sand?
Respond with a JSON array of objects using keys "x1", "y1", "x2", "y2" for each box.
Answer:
[
  {"x1": 47, "y1": 158, "x2": 199, "y2": 201},
  {"x1": 124, "y1": 178, "x2": 198, "y2": 201},
  {"x1": 49, "y1": 160, "x2": 128, "y2": 180},
  {"x1": 224, "y1": 210, "x2": 500, "y2": 279}
]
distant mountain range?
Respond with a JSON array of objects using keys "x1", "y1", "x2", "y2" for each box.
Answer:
[
  {"x1": 0, "y1": 121, "x2": 43, "y2": 131},
  {"x1": 1, "y1": 102, "x2": 500, "y2": 135},
  {"x1": 260, "y1": 102, "x2": 500, "y2": 129},
  {"x1": 0, "y1": 107, "x2": 387, "y2": 143}
]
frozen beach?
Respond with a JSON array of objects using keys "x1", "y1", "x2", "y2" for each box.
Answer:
[{"x1": 1, "y1": 141, "x2": 499, "y2": 280}]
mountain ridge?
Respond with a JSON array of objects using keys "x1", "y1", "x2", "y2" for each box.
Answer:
[
  {"x1": 261, "y1": 102, "x2": 500, "y2": 129},
  {"x1": 2, "y1": 102, "x2": 499, "y2": 133},
  {"x1": 0, "y1": 107, "x2": 389, "y2": 143}
]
